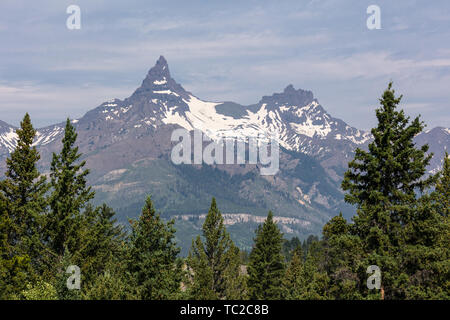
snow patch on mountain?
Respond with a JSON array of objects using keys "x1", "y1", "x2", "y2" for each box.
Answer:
[
  {"x1": 0, "y1": 128, "x2": 18, "y2": 152},
  {"x1": 33, "y1": 126, "x2": 64, "y2": 146},
  {"x1": 154, "y1": 90, "x2": 180, "y2": 97},
  {"x1": 153, "y1": 78, "x2": 167, "y2": 85}
]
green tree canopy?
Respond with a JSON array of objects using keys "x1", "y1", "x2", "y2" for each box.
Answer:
[
  {"x1": 247, "y1": 211, "x2": 285, "y2": 299},
  {"x1": 187, "y1": 198, "x2": 245, "y2": 299},
  {"x1": 126, "y1": 196, "x2": 182, "y2": 299}
]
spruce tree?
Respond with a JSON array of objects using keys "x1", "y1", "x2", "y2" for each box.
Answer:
[
  {"x1": 298, "y1": 244, "x2": 329, "y2": 300},
  {"x1": 283, "y1": 245, "x2": 303, "y2": 300},
  {"x1": 247, "y1": 211, "x2": 285, "y2": 299},
  {"x1": 342, "y1": 83, "x2": 435, "y2": 232},
  {"x1": 342, "y1": 83, "x2": 439, "y2": 299},
  {"x1": 223, "y1": 244, "x2": 247, "y2": 300},
  {"x1": 187, "y1": 198, "x2": 245, "y2": 299},
  {"x1": 0, "y1": 197, "x2": 30, "y2": 298},
  {"x1": 400, "y1": 152, "x2": 450, "y2": 299},
  {"x1": 322, "y1": 214, "x2": 364, "y2": 299},
  {"x1": 127, "y1": 196, "x2": 182, "y2": 299},
  {"x1": 47, "y1": 118, "x2": 94, "y2": 257},
  {"x1": 435, "y1": 152, "x2": 449, "y2": 217},
  {"x1": 187, "y1": 236, "x2": 216, "y2": 299},
  {"x1": 282, "y1": 237, "x2": 302, "y2": 262},
  {"x1": 0, "y1": 113, "x2": 48, "y2": 275},
  {"x1": 435, "y1": 153, "x2": 450, "y2": 296},
  {"x1": 69, "y1": 204, "x2": 125, "y2": 289}
]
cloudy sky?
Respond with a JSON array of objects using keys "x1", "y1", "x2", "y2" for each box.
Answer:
[{"x1": 1, "y1": 0, "x2": 449, "y2": 129}]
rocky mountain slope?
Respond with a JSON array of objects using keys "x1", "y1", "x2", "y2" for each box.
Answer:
[{"x1": 0, "y1": 56, "x2": 448, "y2": 253}]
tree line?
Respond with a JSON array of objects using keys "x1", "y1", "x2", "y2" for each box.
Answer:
[{"x1": 0, "y1": 83, "x2": 448, "y2": 299}]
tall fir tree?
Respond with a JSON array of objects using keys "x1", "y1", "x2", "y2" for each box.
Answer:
[
  {"x1": 342, "y1": 83, "x2": 439, "y2": 299},
  {"x1": 282, "y1": 245, "x2": 303, "y2": 300},
  {"x1": 187, "y1": 198, "x2": 245, "y2": 299},
  {"x1": 435, "y1": 152, "x2": 449, "y2": 217},
  {"x1": 46, "y1": 118, "x2": 94, "y2": 258},
  {"x1": 297, "y1": 243, "x2": 330, "y2": 300},
  {"x1": 0, "y1": 197, "x2": 30, "y2": 298},
  {"x1": 322, "y1": 214, "x2": 364, "y2": 299},
  {"x1": 0, "y1": 113, "x2": 48, "y2": 277},
  {"x1": 399, "y1": 152, "x2": 450, "y2": 299},
  {"x1": 247, "y1": 211, "x2": 285, "y2": 299},
  {"x1": 434, "y1": 153, "x2": 450, "y2": 296},
  {"x1": 126, "y1": 196, "x2": 182, "y2": 299},
  {"x1": 76, "y1": 204, "x2": 125, "y2": 286},
  {"x1": 187, "y1": 236, "x2": 216, "y2": 299},
  {"x1": 223, "y1": 244, "x2": 247, "y2": 300}
]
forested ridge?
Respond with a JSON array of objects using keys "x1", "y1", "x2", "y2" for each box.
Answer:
[{"x1": 0, "y1": 84, "x2": 448, "y2": 300}]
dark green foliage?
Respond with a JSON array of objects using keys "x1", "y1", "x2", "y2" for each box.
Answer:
[
  {"x1": 46, "y1": 118, "x2": 95, "y2": 257},
  {"x1": 297, "y1": 243, "x2": 330, "y2": 300},
  {"x1": 187, "y1": 198, "x2": 246, "y2": 299},
  {"x1": 340, "y1": 83, "x2": 447, "y2": 299},
  {"x1": 187, "y1": 236, "x2": 216, "y2": 299},
  {"x1": 435, "y1": 152, "x2": 449, "y2": 217},
  {"x1": 74, "y1": 204, "x2": 126, "y2": 287},
  {"x1": 223, "y1": 244, "x2": 248, "y2": 299},
  {"x1": 247, "y1": 211, "x2": 285, "y2": 299},
  {"x1": 1, "y1": 105, "x2": 448, "y2": 300},
  {"x1": 282, "y1": 237, "x2": 302, "y2": 262},
  {"x1": 53, "y1": 249, "x2": 82, "y2": 300},
  {"x1": 283, "y1": 245, "x2": 303, "y2": 299},
  {"x1": 398, "y1": 155, "x2": 450, "y2": 299},
  {"x1": 0, "y1": 114, "x2": 48, "y2": 241},
  {"x1": 126, "y1": 196, "x2": 182, "y2": 299},
  {"x1": 322, "y1": 214, "x2": 364, "y2": 299},
  {"x1": 0, "y1": 197, "x2": 30, "y2": 299},
  {"x1": 0, "y1": 114, "x2": 48, "y2": 294},
  {"x1": 82, "y1": 259, "x2": 137, "y2": 300}
]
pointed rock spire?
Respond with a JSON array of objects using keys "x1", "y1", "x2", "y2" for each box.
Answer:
[
  {"x1": 140, "y1": 55, "x2": 171, "y2": 88},
  {"x1": 131, "y1": 55, "x2": 189, "y2": 99}
]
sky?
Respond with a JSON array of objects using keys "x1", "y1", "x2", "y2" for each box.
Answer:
[{"x1": 0, "y1": 0, "x2": 449, "y2": 130}]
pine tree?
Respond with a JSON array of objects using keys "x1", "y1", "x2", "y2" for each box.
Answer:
[
  {"x1": 0, "y1": 113, "x2": 48, "y2": 276},
  {"x1": 187, "y1": 236, "x2": 216, "y2": 299},
  {"x1": 53, "y1": 248, "x2": 82, "y2": 300},
  {"x1": 283, "y1": 245, "x2": 303, "y2": 300},
  {"x1": 435, "y1": 152, "x2": 449, "y2": 217},
  {"x1": 322, "y1": 214, "x2": 364, "y2": 299},
  {"x1": 298, "y1": 244, "x2": 329, "y2": 300},
  {"x1": 126, "y1": 196, "x2": 182, "y2": 299},
  {"x1": 223, "y1": 244, "x2": 247, "y2": 300},
  {"x1": 342, "y1": 83, "x2": 439, "y2": 299},
  {"x1": 0, "y1": 197, "x2": 30, "y2": 298},
  {"x1": 72, "y1": 204, "x2": 125, "y2": 287},
  {"x1": 247, "y1": 211, "x2": 285, "y2": 299},
  {"x1": 434, "y1": 153, "x2": 450, "y2": 296},
  {"x1": 400, "y1": 152, "x2": 450, "y2": 299},
  {"x1": 82, "y1": 258, "x2": 137, "y2": 300},
  {"x1": 282, "y1": 237, "x2": 302, "y2": 262},
  {"x1": 342, "y1": 82, "x2": 435, "y2": 233},
  {"x1": 80, "y1": 222, "x2": 132, "y2": 300},
  {"x1": 46, "y1": 118, "x2": 94, "y2": 257},
  {"x1": 187, "y1": 198, "x2": 245, "y2": 299}
]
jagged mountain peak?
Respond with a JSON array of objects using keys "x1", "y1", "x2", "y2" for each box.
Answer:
[
  {"x1": 145, "y1": 55, "x2": 170, "y2": 81},
  {"x1": 0, "y1": 57, "x2": 447, "y2": 176},
  {"x1": 260, "y1": 85, "x2": 315, "y2": 109},
  {"x1": 131, "y1": 55, "x2": 189, "y2": 99}
]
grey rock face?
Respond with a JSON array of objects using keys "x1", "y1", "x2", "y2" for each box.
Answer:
[{"x1": 0, "y1": 56, "x2": 448, "y2": 251}]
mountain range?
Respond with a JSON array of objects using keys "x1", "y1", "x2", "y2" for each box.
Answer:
[{"x1": 1, "y1": 56, "x2": 448, "y2": 254}]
